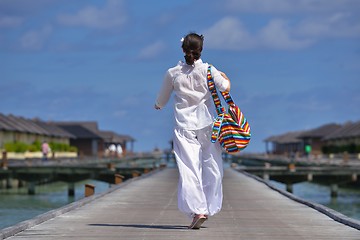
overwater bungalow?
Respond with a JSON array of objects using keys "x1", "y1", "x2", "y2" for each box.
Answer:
[
  {"x1": 264, "y1": 121, "x2": 360, "y2": 157},
  {"x1": 55, "y1": 121, "x2": 135, "y2": 158},
  {"x1": 0, "y1": 113, "x2": 74, "y2": 149},
  {"x1": 0, "y1": 113, "x2": 135, "y2": 159},
  {"x1": 323, "y1": 121, "x2": 360, "y2": 154},
  {"x1": 297, "y1": 123, "x2": 342, "y2": 156},
  {"x1": 264, "y1": 131, "x2": 304, "y2": 156}
]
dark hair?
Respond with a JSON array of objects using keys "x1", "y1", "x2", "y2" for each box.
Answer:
[{"x1": 182, "y1": 33, "x2": 204, "y2": 65}]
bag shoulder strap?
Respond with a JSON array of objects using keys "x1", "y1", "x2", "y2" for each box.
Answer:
[
  {"x1": 207, "y1": 65, "x2": 223, "y2": 114},
  {"x1": 221, "y1": 91, "x2": 235, "y2": 106},
  {"x1": 207, "y1": 65, "x2": 224, "y2": 143},
  {"x1": 207, "y1": 65, "x2": 236, "y2": 111}
]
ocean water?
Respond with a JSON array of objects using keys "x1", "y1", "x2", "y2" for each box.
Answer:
[
  {"x1": 0, "y1": 179, "x2": 111, "y2": 230},
  {"x1": 270, "y1": 180, "x2": 360, "y2": 221}
]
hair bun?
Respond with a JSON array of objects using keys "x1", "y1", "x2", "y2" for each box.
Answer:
[
  {"x1": 181, "y1": 33, "x2": 203, "y2": 65},
  {"x1": 184, "y1": 53, "x2": 195, "y2": 65}
]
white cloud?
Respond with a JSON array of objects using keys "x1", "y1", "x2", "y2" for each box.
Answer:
[
  {"x1": 57, "y1": 0, "x2": 127, "y2": 30},
  {"x1": 225, "y1": 0, "x2": 295, "y2": 13},
  {"x1": 203, "y1": 17, "x2": 312, "y2": 50},
  {"x1": 295, "y1": 13, "x2": 360, "y2": 38},
  {"x1": 0, "y1": 0, "x2": 62, "y2": 15},
  {"x1": 225, "y1": 0, "x2": 360, "y2": 13},
  {"x1": 203, "y1": 17, "x2": 255, "y2": 50},
  {"x1": 221, "y1": 0, "x2": 360, "y2": 42},
  {"x1": 203, "y1": 10, "x2": 360, "y2": 51},
  {"x1": 137, "y1": 41, "x2": 165, "y2": 59},
  {"x1": 258, "y1": 19, "x2": 313, "y2": 50},
  {"x1": 0, "y1": 16, "x2": 23, "y2": 27},
  {"x1": 113, "y1": 110, "x2": 127, "y2": 118},
  {"x1": 20, "y1": 25, "x2": 52, "y2": 50}
]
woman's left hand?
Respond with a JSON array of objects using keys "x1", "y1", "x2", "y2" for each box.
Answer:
[{"x1": 219, "y1": 71, "x2": 231, "y2": 92}]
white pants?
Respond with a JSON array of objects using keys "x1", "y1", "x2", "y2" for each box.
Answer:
[{"x1": 173, "y1": 125, "x2": 224, "y2": 218}]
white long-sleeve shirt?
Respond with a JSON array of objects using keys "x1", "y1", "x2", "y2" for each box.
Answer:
[{"x1": 155, "y1": 59, "x2": 229, "y2": 130}]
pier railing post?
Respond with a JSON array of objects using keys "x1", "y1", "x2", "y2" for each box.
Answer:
[
  {"x1": 132, "y1": 170, "x2": 140, "y2": 178},
  {"x1": 286, "y1": 183, "x2": 293, "y2": 193},
  {"x1": 68, "y1": 182, "x2": 75, "y2": 197},
  {"x1": 85, "y1": 184, "x2": 95, "y2": 197},
  {"x1": 2, "y1": 151, "x2": 8, "y2": 170},
  {"x1": 107, "y1": 163, "x2": 115, "y2": 171},
  {"x1": 28, "y1": 182, "x2": 36, "y2": 195},
  {"x1": 352, "y1": 173, "x2": 357, "y2": 182},
  {"x1": 6, "y1": 178, "x2": 12, "y2": 189},
  {"x1": 330, "y1": 184, "x2": 338, "y2": 198},
  {"x1": 115, "y1": 174, "x2": 124, "y2": 184},
  {"x1": 307, "y1": 173, "x2": 313, "y2": 181},
  {"x1": 288, "y1": 163, "x2": 296, "y2": 172}
]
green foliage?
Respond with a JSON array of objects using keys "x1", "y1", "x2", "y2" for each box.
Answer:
[
  {"x1": 3, "y1": 141, "x2": 77, "y2": 153},
  {"x1": 32, "y1": 140, "x2": 41, "y2": 151},
  {"x1": 69, "y1": 146, "x2": 78, "y2": 152},
  {"x1": 49, "y1": 142, "x2": 77, "y2": 152},
  {"x1": 27, "y1": 144, "x2": 38, "y2": 152},
  {"x1": 4, "y1": 141, "x2": 28, "y2": 153},
  {"x1": 28, "y1": 140, "x2": 41, "y2": 152}
]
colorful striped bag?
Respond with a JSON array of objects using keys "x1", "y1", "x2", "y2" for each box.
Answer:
[{"x1": 207, "y1": 65, "x2": 251, "y2": 153}]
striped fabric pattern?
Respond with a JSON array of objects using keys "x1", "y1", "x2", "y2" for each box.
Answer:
[{"x1": 207, "y1": 65, "x2": 251, "y2": 153}]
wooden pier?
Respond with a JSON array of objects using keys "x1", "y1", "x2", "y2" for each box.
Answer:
[
  {"x1": 0, "y1": 156, "x2": 163, "y2": 195},
  {"x1": 1, "y1": 167, "x2": 360, "y2": 240}
]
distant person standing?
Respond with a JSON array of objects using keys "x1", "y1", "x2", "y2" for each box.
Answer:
[
  {"x1": 154, "y1": 33, "x2": 231, "y2": 229},
  {"x1": 116, "y1": 144, "x2": 123, "y2": 157},
  {"x1": 305, "y1": 144, "x2": 312, "y2": 159},
  {"x1": 41, "y1": 141, "x2": 50, "y2": 161}
]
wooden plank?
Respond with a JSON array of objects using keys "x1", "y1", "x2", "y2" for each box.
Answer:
[{"x1": 3, "y1": 168, "x2": 360, "y2": 239}]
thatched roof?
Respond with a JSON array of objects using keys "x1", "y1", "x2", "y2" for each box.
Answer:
[
  {"x1": 0, "y1": 114, "x2": 135, "y2": 143},
  {"x1": 323, "y1": 121, "x2": 360, "y2": 140},
  {"x1": 264, "y1": 131, "x2": 304, "y2": 144},
  {"x1": 264, "y1": 121, "x2": 360, "y2": 144},
  {"x1": 0, "y1": 113, "x2": 74, "y2": 138},
  {"x1": 98, "y1": 130, "x2": 135, "y2": 143},
  {"x1": 54, "y1": 121, "x2": 135, "y2": 143},
  {"x1": 298, "y1": 123, "x2": 342, "y2": 139},
  {"x1": 56, "y1": 124, "x2": 101, "y2": 139}
]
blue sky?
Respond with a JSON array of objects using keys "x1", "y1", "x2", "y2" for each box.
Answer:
[{"x1": 0, "y1": 0, "x2": 359, "y2": 153}]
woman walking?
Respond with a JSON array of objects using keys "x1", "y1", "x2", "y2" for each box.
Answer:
[{"x1": 154, "y1": 33, "x2": 230, "y2": 229}]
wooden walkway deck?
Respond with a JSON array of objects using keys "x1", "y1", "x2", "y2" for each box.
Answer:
[{"x1": 2, "y1": 167, "x2": 360, "y2": 240}]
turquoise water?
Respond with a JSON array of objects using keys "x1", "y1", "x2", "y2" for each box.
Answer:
[
  {"x1": 271, "y1": 181, "x2": 360, "y2": 221},
  {"x1": 0, "y1": 180, "x2": 111, "y2": 230}
]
